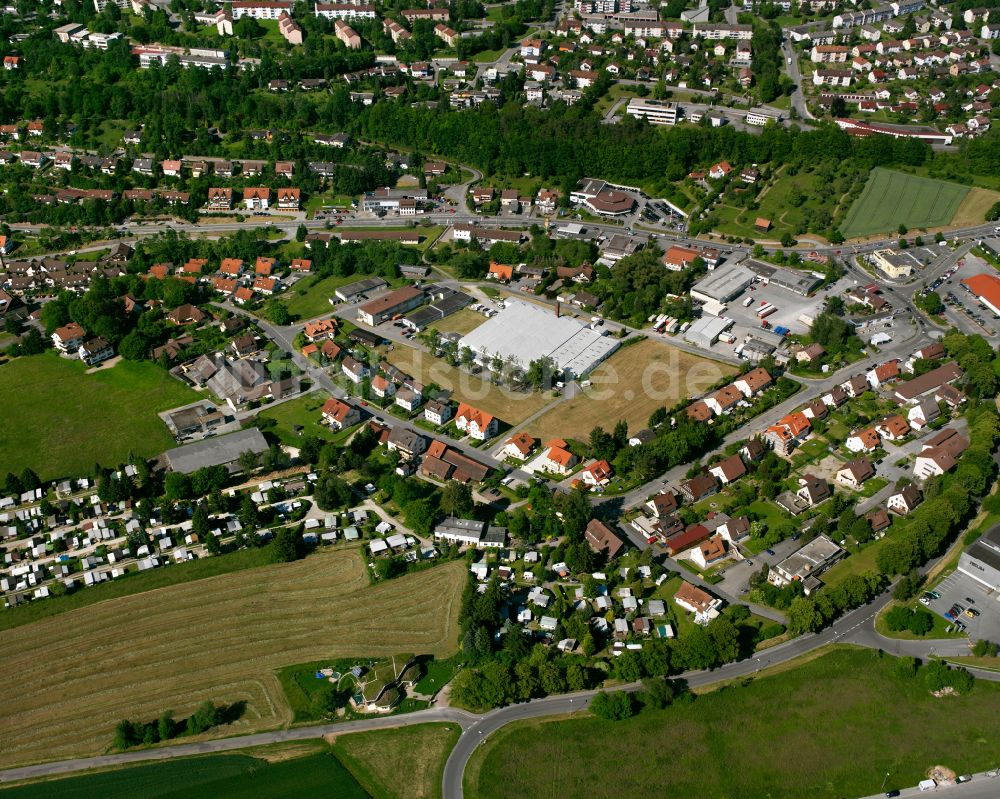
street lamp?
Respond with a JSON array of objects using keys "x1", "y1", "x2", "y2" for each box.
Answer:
[{"x1": 881, "y1": 771, "x2": 890, "y2": 792}]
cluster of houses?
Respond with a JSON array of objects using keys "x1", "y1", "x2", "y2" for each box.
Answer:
[
  {"x1": 798, "y1": 19, "x2": 998, "y2": 134},
  {"x1": 0, "y1": 243, "x2": 134, "y2": 300}
]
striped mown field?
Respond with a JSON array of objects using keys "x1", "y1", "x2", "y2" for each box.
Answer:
[
  {"x1": 840, "y1": 167, "x2": 969, "y2": 239},
  {"x1": 0, "y1": 552, "x2": 464, "y2": 768}
]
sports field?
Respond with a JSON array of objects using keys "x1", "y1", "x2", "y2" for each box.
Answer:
[
  {"x1": 840, "y1": 168, "x2": 969, "y2": 239},
  {"x1": 524, "y1": 339, "x2": 736, "y2": 442},
  {"x1": 0, "y1": 353, "x2": 199, "y2": 480},
  {"x1": 466, "y1": 648, "x2": 1000, "y2": 799},
  {"x1": 0, "y1": 553, "x2": 464, "y2": 768}
]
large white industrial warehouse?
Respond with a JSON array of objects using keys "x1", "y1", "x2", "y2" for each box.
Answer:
[{"x1": 459, "y1": 300, "x2": 620, "y2": 378}]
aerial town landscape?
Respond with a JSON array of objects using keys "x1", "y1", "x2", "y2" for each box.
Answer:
[{"x1": 2, "y1": 0, "x2": 1000, "y2": 795}]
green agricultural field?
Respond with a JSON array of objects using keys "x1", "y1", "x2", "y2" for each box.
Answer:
[
  {"x1": 840, "y1": 168, "x2": 969, "y2": 239},
  {"x1": 0, "y1": 353, "x2": 199, "y2": 480},
  {"x1": 466, "y1": 648, "x2": 1000, "y2": 799},
  {"x1": 0, "y1": 751, "x2": 369, "y2": 799},
  {"x1": 333, "y1": 723, "x2": 460, "y2": 799}
]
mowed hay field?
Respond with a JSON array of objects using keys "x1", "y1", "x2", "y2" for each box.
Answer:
[
  {"x1": 0, "y1": 353, "x2": 199, "y2": 480},
  {"x1": 951, "y1": 186, "x2": 1000, "y2": 227},
  {"x1": 840, "y1": 168, "x2": 969, "y2": 239},
  {"x1": 525, "y1": 339, "x2": 736, "y2": 442},
  {"x1": 0, "y1": 552, "x2": 465, "y2": 769},
  {"x1": 385, "y1": 344, "x2": 553, "y2": 426}
]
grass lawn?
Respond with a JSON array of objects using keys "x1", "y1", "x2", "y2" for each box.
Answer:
[
  {"x1": 525, "y1": 339, "x2": 736, "y2": 442},
  {"x1": 332, "y1": 723, "x2": 460, "y2": 799},
  {"x1": 0, "y1": 554, "x2": 465, "y2": 768},
  {"x1": 594, "y1": 83, "x2": 643, "y2": 116},
  {"x1": 840, "y1": 168, "x2": 969, "y2": 239},
  {"x1": 713, "y1": 168, "x2": 829, "y2": 241},
  {"x1": 0, "y1": 748, "x2": 368, "y2": 799},
  {"x1": 859, "y1": 476, "x2": 889, "y2": 497},
  {"x1": 429, "y1": 308, "x2": 486, "y2": 337},
  {"x1": 283, "y1": 273, "x2": 401, "y2": 321},
  {"x1": 874, "y1": 600, "x2": 964, "y2": 640},
  {"x1": 466, "y1": 647, "x2": 1000, "y2": 799},
  {"x1": 384, "y1": 345, "x2": 553, "y2": 427},
  {"x1": 255, "y1": 393, "x2": 355, "y2": 446},
  {"x1": 0, "y1": 353, "x2": 200, "y2": 480}
]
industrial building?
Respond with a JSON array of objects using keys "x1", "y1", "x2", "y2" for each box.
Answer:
[
  {"x1": 958, "y1": 524, "x2": 1000, "y2": 591},
  {"x1": 690, "y1": 264, "x2": 755, "y2": 309},
  {"x1": 745, "y1": 260, "x2": 823, "y2": 296},
  {"x1": 163, "y1": 428, "x2": 268, "y2": 474},
  {"x1": 458, "y1": 299, "x2": 619, "y2": 378},
  {"x1": 684, "y1": 316, "x2": 734, "y2": 348}
]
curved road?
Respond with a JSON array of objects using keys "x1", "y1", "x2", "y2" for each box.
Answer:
[{"x1": 1, "y1": 588, "x2": 991, "y2": 794}]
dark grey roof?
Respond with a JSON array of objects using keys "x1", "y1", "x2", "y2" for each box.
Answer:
[{"x1": 164, "y1": 428, "x2": 268, "y2": 474}]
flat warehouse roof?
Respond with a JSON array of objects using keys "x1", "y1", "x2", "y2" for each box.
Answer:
[
  {"x1": 164, "y1": 428, "x2": 268, "y2": 474},
  {"x1": 459, "y1": 299, "x2": 619, "y2": 377},
  {"x1": 691, "y1": 264, "x2": 754, "y2": 302}
]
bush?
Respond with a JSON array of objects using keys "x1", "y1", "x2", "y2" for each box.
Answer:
[{"x1": 589, "y1": 690, "x2": 636, "y2": 721}]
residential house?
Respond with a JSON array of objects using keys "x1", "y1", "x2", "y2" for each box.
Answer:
[
  {"x1": 730, "y1": 368, "x2": 770, "y2": 399},
  {"x1": 674, "y1": 581, "x2": 722, "y2": 624},
  {"x1": 867, "y1": 359, "x2": 900, "y2": 388},
  {"x1": 52, "y1": 322, "x2": 86, "y2": 353},
  {"x1": 341, "y1": 355, "x2": 369, "y2": 384},
  {"x1": 708, "y1": 454, "x2": 746, "y2": 485},
  {"x1": 243, "y1": 187, "x2": 270, "y2": 210},
  {"x1": 705, "y1": 384, "x2": 744, "y2": 415},
  {"x1": 321, "y1": 397, "x2": 361, "y2": 429},
  {"x1": 836, "y1": 457, "x2": 875, "y2": 490},
  {"x1": 691, "y1": 533, "x2": 728, "y2": 569},
  {"x1": 541, "y1": 443, "x2": 578, "y2": 475},
  {"x1": 501, "y1": 432, "x2": 536, "y2": 460},
  {"x1": 876, "y1": 415, "x2": 909, "y2": 441},
  {"x1": 585, "y1": 519, "x2": 625, "y2": 559},
  {"x1": 907, "y1": 396, "x2": 940, "y2": 429},
  {"x1": 78, "y1": 337, "x2": 114, "y2": 366},
  {"x1": 424, "y1": 399, "x2": 453, "y2": 426},
  {"x1": 914, "y1": 427, "x2": 968, "y2": 478},
  {"x1": 846, "y1": 427, "x2": 880, "y2": 453},
  {"x1": 455, "y1": 403, "x2": 498, "y2": 441},
  {"x1": 797, "y1": 474, "x2": 831, "y2": 507},
  {"x1": 680, "y1": 474, "x2": 718, "y2": 502},
  {"x1": 887, "y1": 484, "x2": 922, "y2": 515},
  {"x1": 581, "y1": 460, "x2": 613, "y2": 488}
]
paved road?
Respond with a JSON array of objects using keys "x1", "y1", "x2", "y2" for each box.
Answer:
[
  {"x1": 0, "y1": 708, "x2": 478, "y2": 785},
  {"x1": 858, "y1": 770, "x2": 1000, "y2": 799}
]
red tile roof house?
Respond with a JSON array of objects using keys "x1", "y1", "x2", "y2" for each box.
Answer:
[
  {"x1": 322, "y1": 397, "x2": 361, "y2": 430},
  {"x1": 243, "y1": 186, "x2": 270, "y2": 210},
  {"x1": 52, "y1": 322, "x2": 86, "y2": 353},
  {"x1": 705, "y1": 384, "x2": 743, "y2": 415},
  {"x1": 501, "y1": 432, "x2": 536, "y2": 460},
  {"x1": 581, "y1": 459, "x2": 613, "y2": 487},
  {"x1": 455, "y1": 403, "x2": 497, "y2": 441},
  {"x1": 845, "y1": 426, "x2": 880, "y2": 453},
  {"x1": 876, "y1": 415, "x2": 910, "y2": 441},
  {"x1": 542, "y1": 444, "x2": 577, "y2": 475},
  {"x1": 371, "y1": 374, "x2": 395, "y2": 399},
  {"x1": 866, "y1": 358, "x2": 900, "y2": 388}
]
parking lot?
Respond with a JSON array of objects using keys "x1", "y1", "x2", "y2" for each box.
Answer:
[
  {"x1": 926, "y1": 570, "x2": 1000, "y2": 642},
  {"x1": 943, "y1": 254, "x2": 999, "y2": 338}
]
